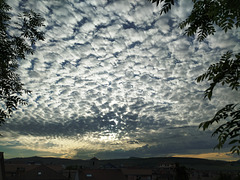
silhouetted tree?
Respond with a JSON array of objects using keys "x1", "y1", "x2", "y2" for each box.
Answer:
[
  {"x1": 149, "y1": 0, "x2": 240, "y2": 154},
  {"x1": 174, "y1": 163, "x2": 189, "y2": 180},
  {"x1": 0, "y1": 0, "x2": 44, "y2": 124}
]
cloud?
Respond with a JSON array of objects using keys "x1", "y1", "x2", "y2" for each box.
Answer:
[
  {"x1": 1, "y1": 0, "x2": 240, "y2": 160},
  {"x1": 173, "y1": 152, "x2": 237, "y2": 161}
]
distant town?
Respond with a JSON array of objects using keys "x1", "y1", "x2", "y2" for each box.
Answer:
[{"x1": 1, "y1": 152, "x2": 240, "y2": 180}]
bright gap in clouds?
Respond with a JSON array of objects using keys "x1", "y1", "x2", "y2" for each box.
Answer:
[
  {"x1": 173, "y1": 152, "x2": 238, "y2": 162},
  {"x1": 1, "y1": 0, "x2": 240, "y2": 160}
]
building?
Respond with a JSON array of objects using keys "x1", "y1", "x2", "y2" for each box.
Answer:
[
  {"x1": 121, "y1": 168, "x2": 152, "y2": 180},
  {"x1": 5, "y1": 164, "x2": 68, "y2": 180},
  {"x1": 75, "y1": 169, "x2": 126, "y2": 180},
  {"x1": 89, "y1": 157, "x2": 99, "y2": 169}
]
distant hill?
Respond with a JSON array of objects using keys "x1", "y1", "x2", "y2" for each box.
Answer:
[
  {"x1": 5, "y1": 156, "x2": 240, "y2": 172},
  {"x1": 5, "y1": 156, "x2": 82, "y2": 166}
]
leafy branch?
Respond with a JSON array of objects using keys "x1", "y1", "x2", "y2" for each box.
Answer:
[
  {"x1": 0, "y1": 1, "x2": 44, "y2": 124},
  {"x1": 196, "y1": 51, "x2": 240, "y2": 100},
  {"x1": 199, "y1": 104, "x2": 240, "y2": 154},
  {"x1": 148, "y1": 0, "x2": 175, "y2": 15},
  {"x1": 148, "y1": 0, "x2": 240, "y2": 154}
]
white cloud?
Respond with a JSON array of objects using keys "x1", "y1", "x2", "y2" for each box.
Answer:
[{"x1": 2, "y1": 0, "x2": 240, "y2": 160}]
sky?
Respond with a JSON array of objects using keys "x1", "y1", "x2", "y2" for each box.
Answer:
[{"x1": 1, "y1": 0, "x2": 240, "y2": 161}]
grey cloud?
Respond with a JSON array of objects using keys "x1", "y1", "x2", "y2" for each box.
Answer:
[
  {"x1": 87, "y1": 132, "x2": 217, "y2": 160},
  {"x1": 2, "y1": 0, "x2": 240, "y2": 159}
]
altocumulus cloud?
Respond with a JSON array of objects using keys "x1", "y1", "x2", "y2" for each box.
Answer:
[{"x1": 1, "y1": 0, "x2": 240, "y2": 160}]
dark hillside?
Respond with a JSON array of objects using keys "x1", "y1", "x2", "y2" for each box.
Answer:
[{"x1": 5, "y1": 156, "x2": 240, "y2": 172}]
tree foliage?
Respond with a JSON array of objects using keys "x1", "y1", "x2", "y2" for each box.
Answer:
[
  {"x1": 0, "y1": 0, "x2": 44, "y2": 125},
  {"x1": 197, "y1": 51, "x2": 240, "y2": 154},
  {"x1": 196, "y1": 51, "x2": 240, "y2": 100},
  {"x1": 149, "y1": 0, "x2": 240, "y2": 154},
  {"x1": 149, "y1": 0, "x2": 240, "y2": 40}
]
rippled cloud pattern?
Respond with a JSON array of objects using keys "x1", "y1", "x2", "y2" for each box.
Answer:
[{"x1": 1, "y1": 0, "x2": 240, "y2": 160}]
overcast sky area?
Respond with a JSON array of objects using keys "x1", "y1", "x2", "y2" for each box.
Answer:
[{"x1": 1, "y1": 0, "x2": 240, "y2": 161}]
